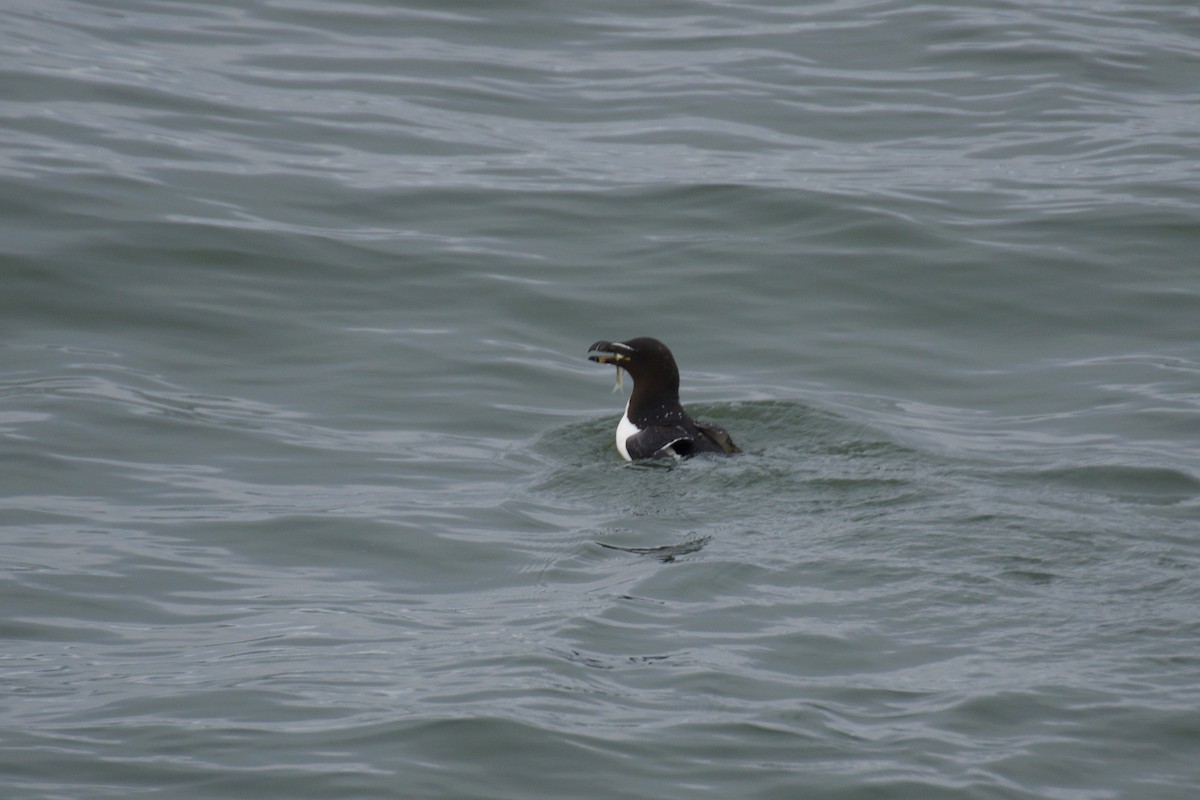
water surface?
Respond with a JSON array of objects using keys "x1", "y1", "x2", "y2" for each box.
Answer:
[{"x1": 3, "y1": 1, "x2": 1199, "y2": 798}]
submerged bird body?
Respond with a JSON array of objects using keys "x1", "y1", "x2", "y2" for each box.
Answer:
[{"x1": 587, "y1": 337, "x2": 740, "y2": 461}]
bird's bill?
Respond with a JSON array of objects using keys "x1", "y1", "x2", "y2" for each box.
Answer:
[{"x1": 587, "y1": 340, "x2": 632, "y2": 364}]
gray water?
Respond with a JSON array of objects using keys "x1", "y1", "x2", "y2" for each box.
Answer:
[{"x1": 3, "y1": 1, "x2": 1199, "y2": 798}]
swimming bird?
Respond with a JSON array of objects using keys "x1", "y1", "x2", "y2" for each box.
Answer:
[{"x1": 587, "y1": 337, "x2": 740, "y2": 461}]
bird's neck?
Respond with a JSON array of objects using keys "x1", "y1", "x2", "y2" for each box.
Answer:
[{"x1": 627, "y1": 380, "x2": 686, "y2": 427}]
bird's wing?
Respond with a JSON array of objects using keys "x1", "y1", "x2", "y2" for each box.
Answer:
[{"x1": 624, "y1": 426, "x2": 693, "y2": 460}]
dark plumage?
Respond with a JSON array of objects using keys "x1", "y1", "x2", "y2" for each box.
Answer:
[{"x1": 587, "y1": 337, "x2": 740, "y2": 461}]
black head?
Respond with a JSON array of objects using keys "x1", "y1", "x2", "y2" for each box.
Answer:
[{"x1": 587, "y1": 337, "x2": 681, "y2": 401}]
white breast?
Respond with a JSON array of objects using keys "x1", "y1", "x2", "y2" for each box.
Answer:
[{"x1": 615, "y1": 400, "x2": 639, "y2": 462}]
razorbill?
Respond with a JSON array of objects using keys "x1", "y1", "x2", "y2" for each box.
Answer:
[{"x1": 587, "y1": 337, "x2": 741, "y2": 461}]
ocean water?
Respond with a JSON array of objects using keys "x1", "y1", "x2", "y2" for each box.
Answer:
[{"x1": 2, "y1": 1, "x2": 1199, "y2": 798}]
